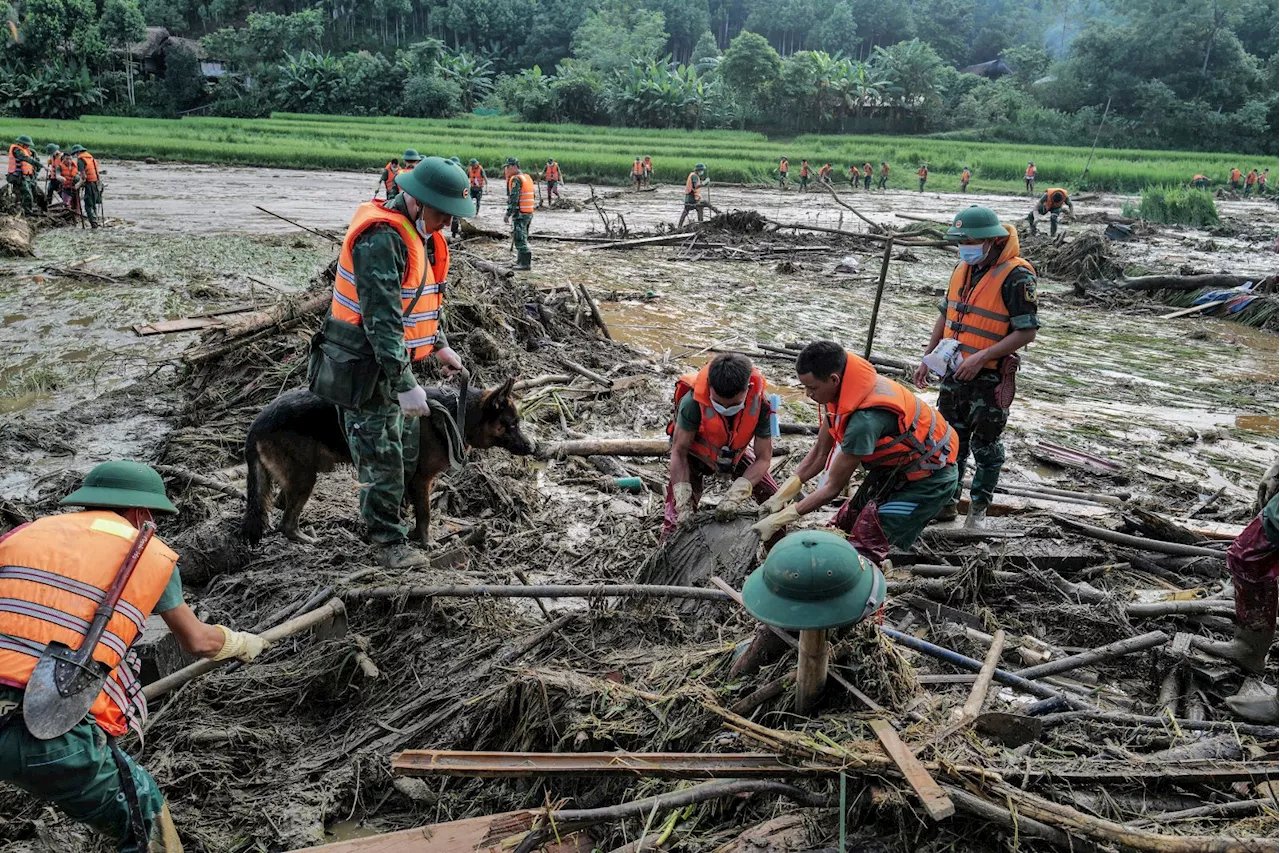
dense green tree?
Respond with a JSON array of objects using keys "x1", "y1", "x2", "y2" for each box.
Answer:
[
  {"x1": 845, "y1": 0, "x2": 913, "y2": 53},
  {"x1": 719, "y1": 29, "x2": 781, "y2": 125},
  {"x1": 809, "y1": 2, "x2": 859, "y2": 59},
  {"x1": 911, "y1": 0, "x2": 972, "y2": 67},
  {"x1": 517, "y1": 0, "x2": 595, "y2": 69},
  {"x1": 162, "y1": 42, "x2": 205, "y2": 111},
  {"x1": 571, "y1": 5, "x2": 667, "y2": 74},
  {"x1": 643, "y1": 0, "x2": 709, "y2": 63},
  {"x1": 690, "y1": 30, "x2": 721, "y2": 71},
  {"x1": 872, "y1": 39, "x2": 943, "y2": 114},
  {"x1": 402, "y1": 71, "x2": 462, "y2": 115},
  {"x1": 101, "y1": 0, "x2": 146, "y2": 104},
  {"x1": 1000, "y1": 43, "x2": 1050, "y2": 87}
]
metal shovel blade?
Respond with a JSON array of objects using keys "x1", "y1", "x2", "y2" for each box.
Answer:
[
  {"x1": 22, "y1": 640, "x2": 109, "y2": 740},
  {"x1": 974, "y1": 711, "x2": 1044, "y2": 748}
]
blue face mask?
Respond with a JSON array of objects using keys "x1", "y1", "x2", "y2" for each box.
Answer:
[
  {"x1": 957, "y1": 244, "x2": 987, "y2": 265},
  {"x1": 712, "y1": 400, "x2": 745, "y2": 417}
]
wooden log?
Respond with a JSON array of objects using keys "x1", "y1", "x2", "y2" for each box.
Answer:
[
  {"x1": 1126, "y1": 600, "x2": 1234, "y2": 617},
  {"x1": 143, "y1": 598, "x2": 346, "y2": 700},
  {"x1": 962, "y1": 629, "x2": 1006, "y2": 719},
  {"x1": 1142, "y1": 799, "x2": 1275, "y2": 824},
  {"x1": 1052, "y1": 515, "x2": 1227, "y2": 559},
  {"x1": 458, "y1": 253, "x2": 513, "y2": 279},
  {"x1": 581, "y1": 233, "x2": 694, "y2": 250},
  {"x1": 346, "y1": 583, "x2": 732, "y2": 602},
  {"x1": 1013, "y1": 631, "x2": 1169, "y2": 681},
  {"x1": 944, "y1": 786, "x2": 1098, "y2": 852},
  {"x1": 730, "y1": 670, "x2": 796, "y2": 716},
  {"x1": 995, "y1": 484, "x2": 1125, "y2": 507},
  {"x1": 291, "y1": 810, "x2": 542, "y2": 852},
  {"x1": 182, "y1": 290, "x2": 330, "y2": 365},
  {"x1": 863, "y1": 237, "x2": 894, "y2": 359},
  {"x1": 555, "y1": 357, "x2": 614, "y2": 388},
  {"x1": 575, "y1": 282, "x2": 613, "y2": 340},
  {"x1": 795, "y1": 629, "x2": 829, "y2": 714},
  {"x1": 512, "y1": 374, "x2": 572, "y2": 392},
  {"x1": 765, "y1": 218, "x2": 950, "y2": 248},
  {"x1": 1117, "y1": 274, "x2": 1256, "y2": 292},
  {"x1": 153, "y1": 464, "x2": 246, "y2": 500},
  {"x1": 1036, "y1": 709, "x2": 1278, "y2": 739}
]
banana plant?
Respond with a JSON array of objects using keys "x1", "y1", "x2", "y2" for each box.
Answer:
[{"x1": 434, "y1": 50, "x2": 494, "y2": 112}]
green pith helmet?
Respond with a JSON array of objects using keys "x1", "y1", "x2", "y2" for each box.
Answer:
[
  {"x1": 506, "y1": 157, "x2": 518, "y2": 166},
  {"x1": 695, "y1": 162, "x2": 706, "y2": 171},
  {"x1": 449, "y1": 156, "x2": 460, "y2": 164},
  {"x1": 395, "y1": 156, "x2": 474, "y2": 219},
  {"x1": 45, "y1": 143, "x2": 59, "y2": 154},
  {"x1": 741, "y1": 530, "x2": 886, "y2": 631},
  {"x1": 946, "y1": 206, "x2": 1007, "y2": 241},
  {"x1": 402, "y1": 148, "x2": 422, "y2": 163},
  {"x1": 69, "y1": 145, "x2": 85, "y2": 154},
  {"x1": 61, "y1": 461, "x2": 179, "y2": 514},
  {"x1": 16, "y1": 135, "x2": 32, "y2": 146},
  {"x1": 469, "y1": 158, "x2": 479, "y2": 166}
]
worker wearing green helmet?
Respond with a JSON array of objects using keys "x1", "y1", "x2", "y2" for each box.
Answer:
[
  {"x1": 677, "y1": 163, "x2": 708, "y2": 228},
  {"x1": 6, "y1": 135, "x2": 41, "y2": 216},
  {"x1": 465, "y1": 158, "x2": 486, "y2": 214},
  {"x1": 912, "y1": 206, "x2": 1039, "y2": 529}
]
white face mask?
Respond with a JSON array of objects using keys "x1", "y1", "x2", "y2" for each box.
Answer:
[
  {"x1": 957, "y1": 244, "x2": 987, "y2": 265},
  {"x1": 712, "y1": 400, "x2": 745, "y2": 416}
]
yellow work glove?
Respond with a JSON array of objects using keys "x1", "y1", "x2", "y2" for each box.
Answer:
[
  {"x1": 751, "y1": 504, "x2": 800, "y2": 540},
  {"x1": 672, "y1": 481, "x2": 695, "y2": 525},
  {"x1": 211, "y1": 626, "x2": 269, "y2": 662},
  {"x1": 759, "y1": 475, "x2": 803, "y2": 516},
  {"x1": 716, "y1": 476, "x2": 755, "y2": 519}
]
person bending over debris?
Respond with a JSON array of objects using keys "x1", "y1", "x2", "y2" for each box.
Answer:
[
  {"x1": 6, "y1": 135, "x2": 40, "y2": 216},
  {"x1": 665, "y1": 353, "x2": 779, "y2": 536},
  {"x1": 1193, "y1": 470, "x2": 1278, "y2": 723},
  {"x1": 309, "y1": 157, "x2": 472, "y2": 568},
  {"x1": 71, "y1": 145, "x2": 102, "y2": 228},
  {"x1": 0, "y1": 461, "x2": 267, "y2": 852},
  {"x1": 818, "y1": 162, "x2": 832, "y2": 185},
  {"x1": 752, "y1": 342, "x2": 958, "y2": 562},
  {"x1": 913, "y1": 206, "x2": 1039, "y2": 529},
  {"x1": 467, "y1": 158, "x2": 486, "y2": 213},
  {"x1": 1027, "y1": 187, "x2": 1073, "y2": 237},
  {"x1": 677, "y1": 163, "x2": 708, "y2": 228},
  {"x1": 1191, "y1": 174, "x2": 1210, "y2": 189},
  {"x1": 505, "y1": 161, "x2": 535, "y2": 270}
]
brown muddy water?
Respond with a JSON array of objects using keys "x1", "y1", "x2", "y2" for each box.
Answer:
[{"x1": 2, "y1": 161, "x2": 1277, "y2": 506}]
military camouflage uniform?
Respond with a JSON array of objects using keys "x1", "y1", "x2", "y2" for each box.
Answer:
[
  {"x1": 77, "y1": 154, "x2": 102, "y2": 227},
  {"x1": 7, "y1": 146, "x2": 40, "y2": 215},
  {"x1": 506, "y1": 174, "x2": 532, "y2": 268},
  {"x1": 934, "y1": 263, "x2": 1038, "y2": 511},
  {"x1": 343, "y1": 193, "x2": 448, "y2": 544}
]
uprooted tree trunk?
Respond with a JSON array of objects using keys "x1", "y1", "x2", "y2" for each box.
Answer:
[
  {"x1": 0, "y1": 215, "x2": 34, "y2": 257},
  {"x1": 1115, "y1": 274, "x2": 1260, "y2": 292}
]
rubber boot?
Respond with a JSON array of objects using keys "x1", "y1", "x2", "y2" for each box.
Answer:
[
  {"x1": 964, "y1": 504, "x2": 987, "y2": 529},
  {"x1": 515, "y1": 250, "x2": 531, "y2": 271},
  {"x1": 1224, "y1": 678, "x2": 1279, "y2": 723},
  {"x1": 933, "y1": 501, "x2": 959, "y2": 522},
  {"x1": 1049, "y1": 217, "x2": 1057, "y2": 238},
  {"x1": 379, "y1": 542, "x2": 431, "y2": 569},
  {"x1": 1194, "y1": 625, "x2": 1275, "y2": 674}
]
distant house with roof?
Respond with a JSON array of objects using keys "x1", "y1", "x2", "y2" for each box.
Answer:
[{"x1": 959, "y1": 59, "x2": 1014, "y2": 80}]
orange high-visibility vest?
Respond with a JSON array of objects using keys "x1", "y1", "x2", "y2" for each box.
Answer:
[
  {"x1": 684, "y1": 171, "x2": 700, "y2": 201},
  {"x1": 78, "y1": 152, "x2": 99, "y2": 183},
  {"x1": 881, "y1": 163, "x2": 889, "y2": 177},
  {"x1": 944, "y1": 226, "x2": 1035, "y2": 370},
  {"x1": 822, "y1": 352, "x2": 956, "y2": 480},
  {"x1": 0, "y1": 511, "x2": 178, "y2": 737},
  {"x1": 383, "y1": 161, "x2": 399, "y2": 194},
  {"x1": 668, "y1": 365, "x2": 768, "y2": 470},
  {"x1": 918, "y1": 167, "x2": 928, "y2": 179},
  {"x1": 510, "y1": 173, "x2": 535, "y2": 213},
  {"x1": 545, "y1": 162, "x2": 561, "y2": 181},
  {"x1": 801, "y1": 163, "x2": 810, "y2": 177},
  {"x1": 1231, "y1": 168, "x2": 1242, "y2": 182},
  {"x1": 863, "y1": 163, "x2": 872, "y2": 176},
  {"x1": 7, "y1": 144, "x2": 33, "y2": 177},
  {"x1": 332, "y1": 202, "x2": 445, "y2": 361},
  {"x1": 779, "y1": 158, "x2": 789, "y2": 173},
  {"x1": 1192, "y1": 174, "x2": 1207, "y2": 182},
  {"x1": 1042, "y1": 188, "x2": 1069, "y2": 210},
  {"x1": 819, "y1": 165, "x2": 831, "y2": 178},
  {"x1": 961, "y1": 169, "x2": 971, "y2": 182},
  {"x1": 642, "y1": 157, "x2": 652, "y2": 170},
  {"x1": 1024, "y1": 166, "x2": 1036, "y2": 180},
  {"x1": 468, "y1": 164, "x2": 485, "y2": 187},
  {"x1": 632, "y1": 161, "x2": 644, "y2": 176},
  {"x1": 1246, "y1": 170, "x2": 1257, "y2": 185},
  {"x1": 59, "y1": 155, "x2": 78, "y2": 183}
]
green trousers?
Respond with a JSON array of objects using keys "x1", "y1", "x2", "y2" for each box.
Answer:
[
  {"x1": 7, "y1": 175, "x2": 35, "y2": 215},
  {"x1": 511, "y1": 212, "x2": 532, "y2": 266},
  {"x1": 0, "y1": 687, "x2": 164, "y2": 851},
  {"x1": 83, "y1": 182, "x2": 102, "y2": 226},
  {"x1": 470, "y1": 186, "x2": 483, "y2": 213},
  {"x1": 342, "y1": 387, "x2": 420, "y2": 544},
  {"x1": 936, "y1": 375, "x2": 1009, "y2": 509},
  {"x1": 876, "y1": 465, "x2": 959, "y2": 547}
]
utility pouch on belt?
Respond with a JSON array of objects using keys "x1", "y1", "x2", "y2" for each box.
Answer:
[
  {"x1": 308, "y1": 317, "x2": 381, "y2": 409},
  {"x1": 995, "y1": 353, "x2": 1019, "y2": 409}
]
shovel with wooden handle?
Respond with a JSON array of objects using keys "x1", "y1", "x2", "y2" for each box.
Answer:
[{"x1": 23, "y1": 521, "x2": 156, "y2": 740}]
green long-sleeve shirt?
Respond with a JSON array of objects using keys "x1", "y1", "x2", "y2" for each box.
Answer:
[
  {"x1": 507, "y1": 172, "x2": 529, "y2": 216},
  {"x1": 349, "y1": 193, "x2": 448, "y2": 394},
  {"x1": 9, "y1": 146, "x2": 40, "y2": 172}
]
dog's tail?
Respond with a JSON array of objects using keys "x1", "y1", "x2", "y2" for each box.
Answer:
[{"x1": 240, "y1": 433, "x2": 271, "y2": 545}]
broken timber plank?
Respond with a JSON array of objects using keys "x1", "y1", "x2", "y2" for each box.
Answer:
[
  {"x1": 291, "y1": 810, "x2": 542, "y2": 852},
  {"x1": 1031, "y1": 441, "x2": 1124, "y2": 476},
  {"x1": 133, "y1": 303, "x2": 263, "y2": 336},
  {"x1": 392, "y1": 750, "x2": 832, "y2": 779},
  {"x1": 869, "y1": 720, "x2": 955, "y2": 821},
  {"x1": 1159, "y1": 299, "x2": 1229, "y2": 320}
]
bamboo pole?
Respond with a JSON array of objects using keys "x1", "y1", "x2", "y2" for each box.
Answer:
[
  {"x1": 864, "y1": 236, "x2": 894, "y2": 359},
  {"x1": 961, "y1": 628, "x2": 1006, "y2": 719},
  {"x1": 795, "y1": 629, "x2": 829, "y2": 714},
  {"x1": 1052, "y1": 515, "x2": 1227, "y2": 559},
  {"x1": 1013, "y1": 631, "x2": 1169, "y2": 681}
]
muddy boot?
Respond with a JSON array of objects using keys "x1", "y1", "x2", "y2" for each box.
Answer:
[
  {"x1": 515, "y1": 250, "x2": 531, "y2": 271},
  {"x1": 379, "y1": 542, "x2": 430, "y2": 569},
  {"x1": 1194, "y1": 625, "x2": 1275, "y2": 674},
  {"x1": 1224, "y1": 678, "x2": 1279, "y2": 723},
  {"x1": 1049, "y1": 216, "x2": 1058, "y2": 238},
  {"x1": 964, "y1": 503, "x2": 988, "y2": 529},
  {"x1": 934, "y1": 501, "x2": 959, "y2": 522}
]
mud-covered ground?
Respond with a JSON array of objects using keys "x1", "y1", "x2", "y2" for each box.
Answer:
[{"x1": 1, "y1": 162, "x2": 1278, "y2": 852}]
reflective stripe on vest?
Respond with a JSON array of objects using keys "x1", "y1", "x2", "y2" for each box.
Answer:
[
  {"x1": 0, "y1": 511, "x2": 177, "y2": 737},
  {"x1": 668, "y1": 366, "x2": 767, "y2": 471},
  {"x1": 78, "y1": 153, "x2": 98, "y2": 183},
  {"x1": 7, "y1": 144, "x2": 33, "y2": 177},
  {"x1": 546, "y1": 163, "x2": 560, "y2": 181},
  {"x1": 332, "y1": 202, "x2": 444, "y2": 362},
  {"x1": 513, "y1": 173, "x2": 535, "y2": 213},
  {"x1": 822, "y1": 353, "x2": 957, "y2": 482},
  {"x1": 944, "y1": 249, "x2": 1034, "y2": 369}
]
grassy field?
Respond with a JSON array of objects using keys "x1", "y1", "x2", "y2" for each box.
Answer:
[{"x1": 2, "y1": 113, "x2": 1275, "y2": 195}]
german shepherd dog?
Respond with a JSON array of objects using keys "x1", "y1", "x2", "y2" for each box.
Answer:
[{"x1": 240, "y1": 378, "x2": 535, "y2": 546}]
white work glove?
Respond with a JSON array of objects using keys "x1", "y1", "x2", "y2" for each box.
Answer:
[
  {"x1": 716, "y1": 477, "x2": 754, "y2": 519},
  {"x1": 397, "y1": 384, "x2": 432, "y2": 417},
  {"x1": 1259, "y1": 463, "x2": 1279, "y2": 513},
  {"x1": 672, "y1": 482, "x2": 694, "y2": 524},
  {"x1": 751, "y1": 504, "x2": 800, "y2": 540},
  {"x1": 759, "y1": 475, "x2": 803, "y2": 516},
  {"x1": 211, "y1": 626, "x2": 269, "y2": 662},
  {"x1": 434, "y1": 346, "x2": 463, "y2": 376}
]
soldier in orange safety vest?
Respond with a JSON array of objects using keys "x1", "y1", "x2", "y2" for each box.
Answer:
[
  {"x1": 0, "y1": 460, "x2": 267, "y2": 852},
  {"x1": 308, "y1": 157, "x2": 474, "y2": 568},
  {"x1": 1027, "y1": 186, "x2": 1073, "y2": 237},
  {"x1": 913, "y1": 206, "x2": 1039, "y2": 529},
  {"x1": 666, "y1": 352, "x2": 779, "y2": 536},
  {"x1": 377, "y1": 157, "x2": 400, "y2": 200},
  {"x1": 677, "y1": 163, "x2": 708, "y2": 227},
  {"x1": 751, "y1": 341, "x2": 959, "y2": 562},
  {"x1": 1229, "y1": 167, "x2": 1242, "y2": 191},
  {"x1": 1024, "y1": 162, "x2": 1036, "y2": 193},
  {"x1": 544, "y1": 158, "x2": 562, "y2": 201},
  {"x1": 505, "y1": 161, "x2": 536, "y2": 270},
  {"x1": 642, "y1": 155, "x2": 653, "y2": 186},
  {"x1": 778, "y1": 157, "x2": 789, "y2": 189},
  {"x1": 1244, "y1": 168, "x2": 1258, "y2": 197},
  {"x1": 631, "y1": 157, "x2": 645, "y2": 190}
]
